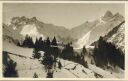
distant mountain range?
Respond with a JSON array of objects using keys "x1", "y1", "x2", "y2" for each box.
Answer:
[{"x1": 3, "y1": 10, "x2": 125, "y2": 50}]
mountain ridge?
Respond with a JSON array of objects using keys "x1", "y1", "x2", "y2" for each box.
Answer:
[{"x1": 3, "y1": 11, "x2": 124, "y2": 46}]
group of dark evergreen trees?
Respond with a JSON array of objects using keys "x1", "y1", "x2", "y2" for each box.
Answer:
[
  {"x1": 33, "y1": 36, "x2": 60, "y2": 78},
  {"x1": 20, "y1": 35, "x2": 88, "y2": 74},
  {"x1": 60, "y1": 43, "x2": 88, "y2": 68},
  {"x1": 93, "y1": 36, "x2": 124, "y2": 69},
  {"x1": 21, "y1": 34, "x2": 89, "y2": 69},
  {"x1": 17, "y1": 35, "x2": 34, "y2": 48},
  {"x1": 61, "y1": 43, "x2": 74, "y2": 59},
  {"x1": 3, "y1": 51, "x2": 18, "y2": 77},
  {"x1": 33, "y1": 37, "x2": 60, "y2": 59},
  {"x1": 4, "y1": 59, "x2": 18, "y2": 77}
]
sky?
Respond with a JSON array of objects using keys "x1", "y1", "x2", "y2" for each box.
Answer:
[{"x1": 3, "y1": 3, "x2": 125, "y2": 29}]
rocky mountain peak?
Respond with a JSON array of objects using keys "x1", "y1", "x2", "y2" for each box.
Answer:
[
  {"x1": 104, "y1": 10, "x2": 113, "y2": 18},
  {"x1": 10, "y1": 16, "x2": 39, "y2": 25},
  {"x1": 102, "y1": 10, "x2": 113, "y2": 21}
]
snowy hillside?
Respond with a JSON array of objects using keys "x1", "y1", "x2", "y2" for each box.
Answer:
[{"x1": 3, "y1": 41, "x2": 124, "y2": 78}]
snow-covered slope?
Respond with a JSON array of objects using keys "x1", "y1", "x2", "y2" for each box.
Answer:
[
  {"x1": 20, "y1": 24, "x2": 45, "y2": 42},
  {"x1": 3, "y1": 41, "x2": 124, "y2": 78},
  {"x1": 76, "y1": 30, "x2": 91, "y2": 49}
]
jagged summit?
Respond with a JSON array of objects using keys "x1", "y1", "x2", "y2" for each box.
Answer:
[{"x1": 11, "y1": 16, "x2": 39, "y2": 25}]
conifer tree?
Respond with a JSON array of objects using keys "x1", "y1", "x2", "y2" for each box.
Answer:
[
  {"x1": 32, "y1": 48, "x2": 41, "y2": 59},
  {"x1": 51, "y1": 36, "x2": 57, "y2": 46},
  {"x1": 22, "y1": 35, "x2": 34, "y2": 48},
  {"x1": 46, "y1": 37, "x2": 50, "y2": 47},
  {"x1": 33, "y1": 73, "x2": 38, "y2": 78},
  {"x1": 81, "y1": 46, "x2": 87, "y2": 59},
  {"x1": 4, "y1": 59, "x2": 18, "y2": 77}
]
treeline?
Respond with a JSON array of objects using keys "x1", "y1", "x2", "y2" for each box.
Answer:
[
  {"x1": 17, "y1": 35, "x2": 34, "y2": 48},
  {"x1": 18, "y1": 35, "x2": 89, "y2": 68},
  {"x1": 93, "y1": 36, "x2": 124, "y2": 69},
  {"x1": 17, "y1": 35, "x2": 61, "y2": 60},
  {"x1": 17, "y1": 35, "x2": 88, "y2": 64},
  {"x1": 32, "y1": 36, "x2": 88, "y2": 68}
]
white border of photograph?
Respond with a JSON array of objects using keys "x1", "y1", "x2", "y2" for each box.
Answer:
[{"x1": 0, "y1": 1, "x2": 128, "y2": 80}]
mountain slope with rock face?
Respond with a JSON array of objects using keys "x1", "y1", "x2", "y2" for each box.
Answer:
[
  {"x1": 3, "y1": 23, "x2": 23, "y2": 44},
  {"x1": 70, "y1": 20, "x2": 99, "y2": 40},
  {"x1": 4, "y1": 16, "x2": 72, "y2": 43},
  {"x1": 3, "y1": 11, "x2": 124, "y2": 48},
  {"x1": 104, "y1": 21, "x2": 125, "y2": 53},
  {"x1": 75, "y1": 11, "x2": 124, "y2": 49}
]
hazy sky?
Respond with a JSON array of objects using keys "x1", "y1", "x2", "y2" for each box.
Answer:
[{"x1": 3, "y1": 3, "x2": 125, "y2": 28}]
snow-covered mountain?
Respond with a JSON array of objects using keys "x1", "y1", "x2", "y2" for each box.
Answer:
[
  {"x1": 3, "y1": 11, "x2": 124, "y2": 49},
  {"x1": 76, "y1": 11, "x2": 124, "y2": 49},
  {"x1": 3, "y1": 16, "x2": 71, "y2": 43}
]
